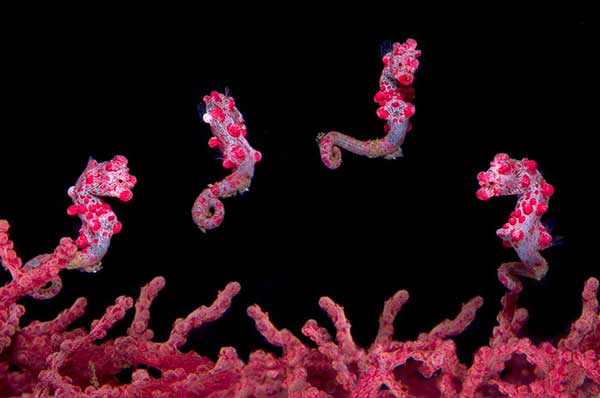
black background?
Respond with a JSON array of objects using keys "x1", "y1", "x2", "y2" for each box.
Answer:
[{"x1": 0, "y1": 11, "x2": 596, "y2": 365}]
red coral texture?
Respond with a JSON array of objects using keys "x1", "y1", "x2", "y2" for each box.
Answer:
[{"x1": 0, "y1": 219, "x2": 598, "y2": 397}]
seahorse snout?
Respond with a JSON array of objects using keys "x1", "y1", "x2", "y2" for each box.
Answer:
[{"x1": 119, "y1": 190, "x2": 133, "y2": 202}]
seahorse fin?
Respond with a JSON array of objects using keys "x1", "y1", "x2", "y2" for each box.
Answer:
[
  {"x1": 546, "y1": 235, "x2": 564, "y2": 250},
  {"x1": 86, "y1": 157, "x2": 98, "y2": 169},
  {"x1": 197, "y1": 102, "x2": 207, "y2": 118},
  {"x1": 384, "y1": 148, "x2": 404, "y2": 160},
  {"x1": 380, "y1": 40, "x2": 393, "y2": 57}
]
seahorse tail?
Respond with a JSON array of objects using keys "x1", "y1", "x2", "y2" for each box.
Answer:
[
  {"x1": 22, "y1": 254, "x2": 63, "y2": 299},
  {"x1": 29, "y1": 278, "x2": 63, "y2": 299},
  {"x1": 192, "y1": 189, "x2": 225, "y2": 232},
  {"x1": 317, "y1": 132, "x2": 342, "y2": 169}
]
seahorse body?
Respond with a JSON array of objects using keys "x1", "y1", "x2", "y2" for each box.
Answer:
[
  {"x1": 23, "y1": 155, "x2": 136, "y2": 298},
  {"x1": 318, "y1": 39, "x2": 421, "y2": 169},
  {"x1": 477, "y1": 153, "x2": 554, "y2": 290},
  {"x1": 192, "y1": 91, "x2": 261, "y2": 232}
]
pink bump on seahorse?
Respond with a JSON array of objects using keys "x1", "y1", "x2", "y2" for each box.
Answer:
[
  {"x1": 317, "y1": 39, "x2": 421, "y2": 169},
  {"x1": 192, "y1": 91, "x2": 262, "y2": 232},
  {"x1": 23, "y1": 155, "x2": 137, "y2": 298},
  {"x1": 476, "y1": 153, "x2": 555, "y2": 291}
]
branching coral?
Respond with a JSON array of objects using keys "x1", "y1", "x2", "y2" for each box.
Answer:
[{"x1": 1, "y1": 234, "x2": 597, "y2": 397}]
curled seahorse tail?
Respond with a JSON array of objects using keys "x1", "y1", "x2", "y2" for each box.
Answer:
[
  {"x1": 29, "y1": 278, "x2": 63, "y2": 299},
  {"x1": 22, "y1": 254, "x2": 63, "y2": 299},
  {"x1": 192, "y1": 188, "x2": 225, "y2": 232},
  {"x1": 317, "y1": 132, "x2": 343, "y2": 169}
]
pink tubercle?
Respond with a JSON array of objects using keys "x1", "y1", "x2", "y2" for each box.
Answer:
[{"x1": 119, "y1": 190, "x2": 133, "y2": 202}]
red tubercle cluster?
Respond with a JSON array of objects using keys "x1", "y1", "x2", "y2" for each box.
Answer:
[
  {"x1": 192, "y1": 91, "x2": 261, "y2": 232},
  {"x1": 374, "y1": 39, "x2": 420, "y2": 128},
  {"x1": 202, "y1": 91, "x2": 262, "y2": 168},
  {"x1": 68, "y1": 203, "x2": 121, "y2": 236},
  {"x1": 318, "y1": 39, "x2": 421, "y2": 169}
]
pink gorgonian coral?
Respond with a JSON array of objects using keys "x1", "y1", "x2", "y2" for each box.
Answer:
[
  {"x1": 1, "y1": 213, "x2": 598, "y2": 397},
  {"x1": 317, "y1": 39, "x2": 420, "y2": 169},
  {"x1": 192, "y1": 91, "x2": 262, "y2": 232},
  {"x1": 1, "y1": 168, "x2": 599, "y2": 396}
]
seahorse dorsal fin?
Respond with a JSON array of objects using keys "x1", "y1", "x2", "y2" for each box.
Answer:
[{"x1": 86, "y1": 157, "x2": 98, "y2": 169}]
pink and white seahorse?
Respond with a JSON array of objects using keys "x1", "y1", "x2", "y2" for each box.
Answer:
[
  {"x1": 23, "y1": 155, "x2": 136, "y2": 298},
  {"x1": 476, "y1": 153, "x2": 555, "y2": 291},
  {"x1": 192, "y1": 91, "x2": 261, "y2": 232},
  {"x1": 317, "y1": 39, "x2": 421, "y2": 169}
]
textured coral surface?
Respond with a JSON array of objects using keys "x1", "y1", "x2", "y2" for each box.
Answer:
[{"x1": 1, "y1": 212, "x2": 599, "y2": 396}]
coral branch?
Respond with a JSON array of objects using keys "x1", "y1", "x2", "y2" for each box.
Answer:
[
  {"x1": 375, "y1": 289, "x2": 409, "y2": 346},
  {"x1": 248, "y1": 304, "x2": 301, "y2": 349},
  {"x1": 421, "y1": 296, "x2": 484, "y2": 341},
  {"x1": 0, "y1": 220, "x2": 21, "y2": 279},
  {"x1": 167, "y1": 281, "x2": 240, "y2": 348},
  {"x1": 318, "y1": 297, "x2": 362, "y2": 361},
  {"x1": 27, "y1": 297, "x2": 87, "y2": 335},
  {"x1": 490, "y1": 290, "x2": 529, "y2": 347},
  {"x1": 127, "y1": 276, "x2": 165, "y2": 340},
  {"x1": 560, "y1": 277, "x2": 599, "y2": 351},
  {"x1": 192, "y1": 91, "x2": 262, "y2": 232},
  {"x1": 317, "y1": 39, "x2": 420, "y2": 169}
]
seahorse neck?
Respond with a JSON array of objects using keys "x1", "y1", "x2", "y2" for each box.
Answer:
[
  {"x1": 72, "y1": 191, "x2": 118, "y2": 229},
  {"x1": 379, "y1": 70, "x2": 397, "y2": 96},
  {"x1": 381, "y1": 73, "x2": 408, "y2": 146},
  {"x1": 72, "y1": 191, "x2": 102, "y2": 207},
  {"x1": 503, "y1": 166, "x2": 548, "y2": 235},
  {"x1": 237, "y1": 155, "x2": 256, "y2": 178}
]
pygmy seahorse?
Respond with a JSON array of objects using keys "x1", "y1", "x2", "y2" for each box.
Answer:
[
  {"x1": 317, "y1": 39, "x2": 421, "y2": 169},
  {"x1": 23, "y1": 155, "x2": 136, "y2": 298},
  {"x1": 477, "y1": 153, "x2": 554, "y2": 291},
  {"x1": 192, "y1": 91, "x2": 261, "y2": 232}
]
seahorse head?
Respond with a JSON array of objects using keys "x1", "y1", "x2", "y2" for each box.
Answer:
[
  {"x1": 476, "y1": 153, "x2": 530, "y2": 201},
  {"x1": 82, "y1": 155, "x2": 137, "y2": 201},
  {"x1": 383, "y1": 39, "x2": 421, "y2": 87}
]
